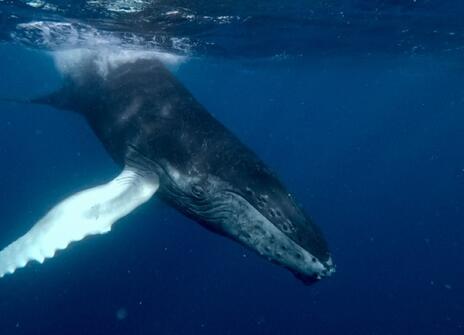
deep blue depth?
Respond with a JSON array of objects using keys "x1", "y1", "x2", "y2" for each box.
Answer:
[{"x1": 0, "y1": 41, "x2": 463, "y2": 335}]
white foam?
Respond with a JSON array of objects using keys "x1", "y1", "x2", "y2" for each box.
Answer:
[
  {"x1": 87, "y1": 0, "x2": 149, "y2": 13},
  {"x1": 14, "y1": 20, "x2": 191, "y2": 54},
  {"x1": 24, "y1": 0, "x2": 45, "y2": 8},
  {"x1": 14, "y1": 21, "x2": 116, "y2": 49},
  {"x1": 13, "y1": 21, "x2": 187, "y2": 79},
  {"x1": 52, "y1": 47, "x2": 185, "y2": 79}
]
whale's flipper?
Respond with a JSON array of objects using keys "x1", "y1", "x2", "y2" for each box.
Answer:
[{"x1": 0, "y1": 167, "x2": 159, "y2": 278}]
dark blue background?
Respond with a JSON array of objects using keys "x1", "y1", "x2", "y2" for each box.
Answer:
[{"x1": 0, "y1": 44, "x2": 463, "y2": 334}]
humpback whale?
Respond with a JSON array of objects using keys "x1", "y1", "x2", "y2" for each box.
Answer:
[{"x1": 0, "y1": 55, "x2": 334, "y2": 284}]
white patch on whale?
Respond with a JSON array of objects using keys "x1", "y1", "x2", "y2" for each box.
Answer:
[{"x1": 0, "y1": 167, "x2": 159, "y2": 278}]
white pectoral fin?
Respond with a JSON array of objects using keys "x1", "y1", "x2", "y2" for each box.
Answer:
[{"x1": 0, "y1": 166, "x2": 159, "y2": 278}]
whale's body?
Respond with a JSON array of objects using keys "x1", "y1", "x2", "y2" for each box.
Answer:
[{"x1": 0, "y1": 56, "x2": 334, "y2": 284}]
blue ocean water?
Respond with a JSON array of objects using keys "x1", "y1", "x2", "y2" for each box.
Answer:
[{"x1": 0, "y1": 1, "x2": 464, "y2": 334}]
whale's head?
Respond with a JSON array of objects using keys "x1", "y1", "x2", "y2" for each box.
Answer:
[{"x1": 159, "y1": 152, "x2": 335, "y2": 285}]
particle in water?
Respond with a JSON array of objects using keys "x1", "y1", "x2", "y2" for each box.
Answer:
[{"x1": 116, "y1": 307, "x2": 128, "y2": 321}]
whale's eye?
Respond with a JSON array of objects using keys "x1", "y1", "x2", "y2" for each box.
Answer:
[{"x1": 191, "y1": 185, "x2": 205, "y2": 198}]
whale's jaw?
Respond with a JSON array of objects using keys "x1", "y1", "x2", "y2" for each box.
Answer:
[
  {"x1": 156, "y1": 168, "x2": 334, "y2": 285},
  {"x1": 212, "y1": 191, "x2": 335, "y2": 284}
]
